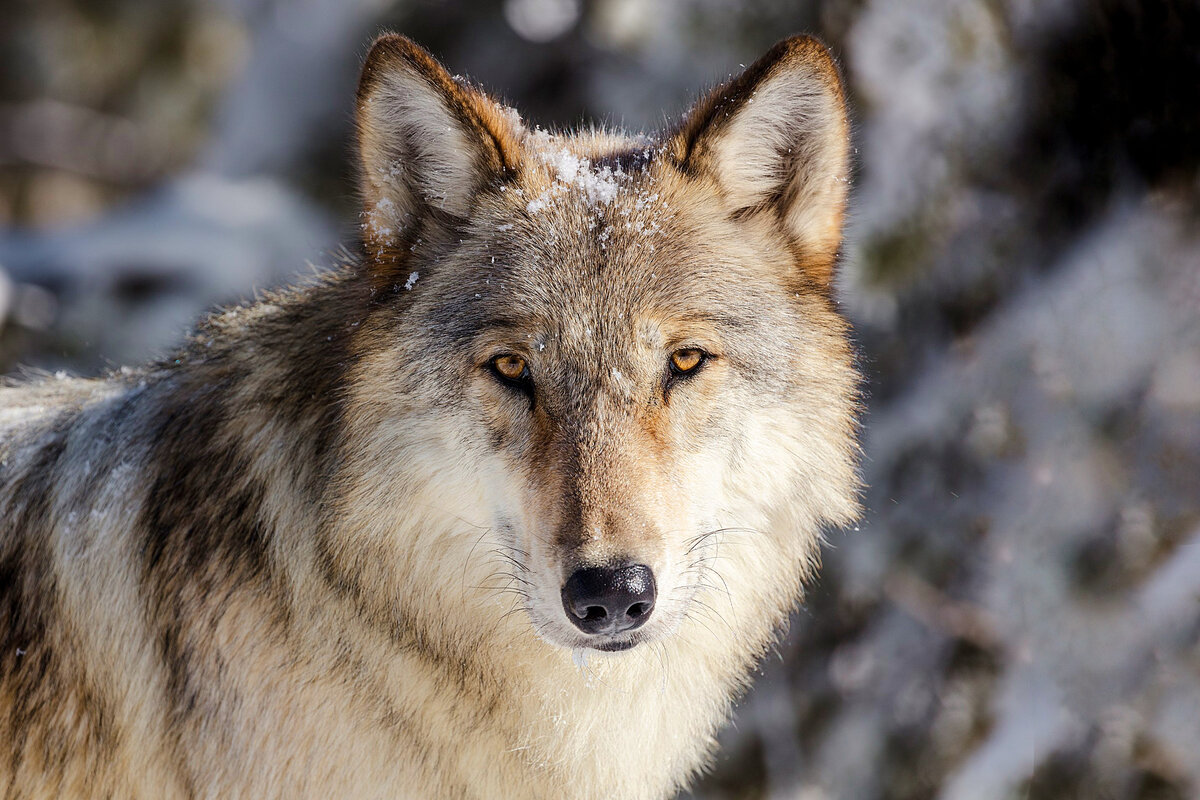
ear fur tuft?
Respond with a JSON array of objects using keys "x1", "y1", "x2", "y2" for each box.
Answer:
[
  {"x1": 355, "y1": 34, "x2": 523, "y2": 262},
  {"x1": 670, "y1": 36, "x2": 851, "y2": 286}
]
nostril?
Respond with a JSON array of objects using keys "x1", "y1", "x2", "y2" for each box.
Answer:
[{"x1": 561, "y1": 563, "x2": 656, "y2": 636}]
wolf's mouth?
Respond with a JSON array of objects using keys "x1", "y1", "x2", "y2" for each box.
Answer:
[{"x1": 591, "y1": 637, "x2": 638, "y2": 652}]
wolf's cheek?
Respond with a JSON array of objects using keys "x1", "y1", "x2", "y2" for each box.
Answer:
[{"x1": 469, "y1": 375, "x2": 542, "y2": 456}]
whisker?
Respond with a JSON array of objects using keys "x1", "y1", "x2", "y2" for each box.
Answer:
[
  {"x1": 690, "y1": 597, "x2": 735, "y2": 636},
  {"x1": 498, "y1": 603, "x2": 530, "y2": 623},
  {"x1": 680, "y1": 605, "x2": 722, "y2": 642},
  {"x1": 461, "y1": 527, "x2": 495, "y2": 593},
  {"x1": 478, "y1": 568, "x2": 535, "y2": 588}
]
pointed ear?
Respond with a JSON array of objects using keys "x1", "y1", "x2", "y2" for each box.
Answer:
[
  {"x1": 669, "y1": 36, "x2": 850, "y2": 287},
  {"x1": 355, "y1": 34, "x2": 523, "y2": 256}
]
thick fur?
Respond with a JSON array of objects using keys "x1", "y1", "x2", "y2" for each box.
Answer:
[{"x1": 0, "y1": 35, "x2": 859, "y2": 800}]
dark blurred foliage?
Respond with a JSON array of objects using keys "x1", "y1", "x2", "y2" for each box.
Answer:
[
  {"x1": 1014, "y1": 0, "x2": 1200, "y2": 234},
  {"x1": 2, "y1": 1, "x2": 1199, "y2": 798}
]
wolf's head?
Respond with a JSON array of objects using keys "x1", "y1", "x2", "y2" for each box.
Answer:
[{"x1": 335, "y1": 35, "x2": 859, "y2": 655}]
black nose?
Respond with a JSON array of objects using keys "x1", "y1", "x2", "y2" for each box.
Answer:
[{"x1": 561, "y1": 564, "x2": 656, "y2": 635}]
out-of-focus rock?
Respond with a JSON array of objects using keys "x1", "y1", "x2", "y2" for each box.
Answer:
[{"x1": 0, "y1": 174, "x2": 336, "y2": 371}]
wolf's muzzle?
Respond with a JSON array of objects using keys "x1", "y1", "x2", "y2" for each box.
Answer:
[{"x1": 561, "y1": 564, "x2": 656, "y2": 636}]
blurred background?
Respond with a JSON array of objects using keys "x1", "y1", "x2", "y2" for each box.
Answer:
[{"x1": 2, "y1": 0, "x2": 1198, "y2": 797}]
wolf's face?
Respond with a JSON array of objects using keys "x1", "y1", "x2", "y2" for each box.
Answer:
[{"x1": 340, "y1": 36, "x2": 859, "y2": 653}]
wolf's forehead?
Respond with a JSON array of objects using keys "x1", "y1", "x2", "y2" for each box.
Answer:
[
  {"x1": 509, "y1": 132, "x2": 665, "y2": 215},
  {"x1": 427, "y1": 139, "x2": 773, "y2": 346},
  {"x1": 460, "y1": 159, "x2": 684, "y2": 291},
  {"x1": 451, "y1": 259, "x2": 755, "y2": 356}
]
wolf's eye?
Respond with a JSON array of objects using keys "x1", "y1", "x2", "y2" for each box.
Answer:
[
  {"x1": 489, "y1": 357, "x2": 528, "y2": 381},
  {"x1": 669, "y1": 348, "x2": 706, "y2": 376},
  {"x1": 484, "y1": 355, "x2": 532, "y2": 395}
]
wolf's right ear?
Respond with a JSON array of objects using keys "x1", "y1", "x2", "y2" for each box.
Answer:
[{"x1": 356, "y1": 35, "x2": 523, "y2": 257}]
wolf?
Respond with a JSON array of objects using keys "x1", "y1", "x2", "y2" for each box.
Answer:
[{"x1": 0, "y1": 33, "x2": 859, "y2": 800}]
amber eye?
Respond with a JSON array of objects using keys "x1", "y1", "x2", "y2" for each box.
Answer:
[
  {"x1": 490, "y1": 354, "x2": 528, "y2": 382},
  {"x1": 669, "y1": 348, "x2": 705, "y2": 375}
]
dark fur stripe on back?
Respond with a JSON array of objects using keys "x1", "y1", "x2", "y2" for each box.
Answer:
[{"x1": 1, "y1": 423, "x2": 118, "y2": 794}]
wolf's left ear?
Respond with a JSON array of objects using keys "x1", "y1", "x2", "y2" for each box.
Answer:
[
  {"x1": 356, "y1": 34, "x2": 523, "y2": 256},
  {"x1": 669, "y1": 36, "x2": 850, "y2": 287}
]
